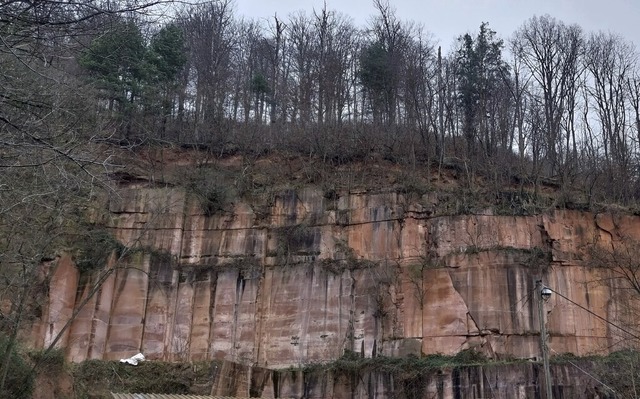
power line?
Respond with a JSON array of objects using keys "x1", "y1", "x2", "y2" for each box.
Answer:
[{"x1": 548, "y1": 287, "x2": 640, "y2": 342}]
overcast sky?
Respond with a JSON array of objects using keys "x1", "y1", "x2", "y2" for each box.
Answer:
[{"x1": 234, "y1": 0, "x2": 640, "y2": 51}]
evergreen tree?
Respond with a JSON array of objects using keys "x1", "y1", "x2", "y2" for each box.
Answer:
[
  {"x1": 80, "y1": 20, "x2": 147, "y2": 113},
  {"x1": 80, "y1": 20, "x2": 188, "y2": 137},
  {"x1": 359, "y1": 41, "x2": 393, "y2": 124},
  {"x1": 145, "y1": 23, "x2": 187, "y2": 135},
  {"x1": 147, "y1": 24, "x2": 187, "y2": 84},
  {"x1": 455, "y1": 22, "x2": 509, "y2": 157}
]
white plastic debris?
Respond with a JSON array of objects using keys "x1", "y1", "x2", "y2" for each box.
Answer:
[{"x1": 119, "y1": 353, "x2": 145, "y2": 365}]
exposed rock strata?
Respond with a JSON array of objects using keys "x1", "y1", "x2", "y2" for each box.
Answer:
[
  {"x1": 33, "y1": 187, "x2": 640, "y2": 367},
  {"x1": 209, "y1": 360, "x2": 607, "y2": 399}
]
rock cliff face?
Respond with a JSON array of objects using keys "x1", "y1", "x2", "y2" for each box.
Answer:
[
  {"x1": 208, "y1": 360, "x2": 606, "y2": 399},
  {"x1": 32, "y1": 185, "x2": 640, "y2": 368}
]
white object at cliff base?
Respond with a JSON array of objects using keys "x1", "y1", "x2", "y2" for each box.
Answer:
[{"x1": 119, "y1": 353, "x2": 145, "y2": 365}]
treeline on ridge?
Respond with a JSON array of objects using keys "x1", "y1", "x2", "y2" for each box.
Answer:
[{"x1": 3, "y1": 0, "x2": 640, "y2": 207}]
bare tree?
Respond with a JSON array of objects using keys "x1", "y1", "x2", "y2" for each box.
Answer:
[
  {"x1": 313, "y1": 6, "x2": 358, "y2": 125},
  {"x1": 262, "y1": 15, "x2": 288, "y2": 124},
  {"x1": 180, "y1": 0, "x2": 235, "y2": 139},
  {"x1": 583, "y1": 33, "x2": 637, "y2": 203},
  {"x1": 287, "y1": 12, "x2": 316, "y2": 125},
  {"x1": 512, "y1": 15, "x2": 584, "y2": 176},
  {"x1": 360, "y1": 0, "x2": 412, "y2": 126},
  {"x1": 629, "y1": 72, "x2": 640, "y2": 148}
]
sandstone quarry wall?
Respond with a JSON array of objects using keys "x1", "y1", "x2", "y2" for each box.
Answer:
[
  {"x1": 208, "y1": 359, "x2": 609, "y2": 399},
  {"x1": 34, "y1": 186, "x2": 640, "y2": 368}
]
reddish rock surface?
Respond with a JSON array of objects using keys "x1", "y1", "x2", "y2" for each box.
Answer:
[
  {"x1": 208, "y1": 360, "x2": 607, "y2": 399},
  {"x1": 33, "y1": 187, "x2": 640, "y2": 367}
]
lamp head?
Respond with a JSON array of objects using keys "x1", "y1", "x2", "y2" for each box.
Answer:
[{"x1": 541, "y1": 286, "x2": 552, "y2": 301}]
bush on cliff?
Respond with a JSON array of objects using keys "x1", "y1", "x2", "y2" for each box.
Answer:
[
  {"x1": 73, "y1": 360, "x2": 214, "y2": 398},
  {"x1": 0, "y1": 334, "x2": 34, "y2": 399}
]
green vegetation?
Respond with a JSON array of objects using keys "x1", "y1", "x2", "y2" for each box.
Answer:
[
  {"x1": 318, "y1": 240, "x2": 378, "y2": 275},
  {"x1": 394, "y1": 173, "x2": 431, "y2": 197},
  {"x1": 269, "y1": 223, "x2": 319, "y2": 262},
  {"x1": 28, "y1": 347, "x2": 65, "y2": 373},
  {"x1": 184, "y1": 167, "x2": 235, "y2": 216},
  {"x1": 303, "y1": 349, "x2": 499, "y2": 378},
  {"x1": 203, "y1": 256, "x2": 262, "y2": 280},
  {"x1": 440, "y1": 245, "x2": 552, "y2": 265},
  {"x1": 73, "y1": 360, "x2": 216, "y2": 399},
  {"x1": 73, "y1": 226, "x2": 126, "y2": 273},
  {"x1": 24, "y1": 350, "x2": 640, "y2": 399},
  {"x1": 0, "y1": 334, "x2": 34, "y2": 399},
  {"x1": 550, "y1": 350, "x2": 640, "y2": 398},
  {"x1": 319, "y1": 258, "x2": 377, "y2": 275},
  {"x1": 79, "y1": 20, "x2": 186, "y2": 137},
  {"x1": 72, "y1": 224, "x2": 177, "y2": 275}
]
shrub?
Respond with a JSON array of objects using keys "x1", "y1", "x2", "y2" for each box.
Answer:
[
  {"x1": 73, "y1": 360, "x2": 215, "y2": 398},
  {"x1": 29, "y1": 347, "x2": 65, "y2": 373},
  {"x1": 194, "y1": 183, "x2": 232, "y2": 216},
  {"x1": 452, "y1": 349, "x2": 488, "y2": 364},
  {"x1": 186, "y1": 168, "x2": 234, "y2": 216},
  {"x1": 395, "y1": 173, "x2": 429, "y2": 196},
  {"x1": 74, "y1": 226, "x2": 125, "y2": 272},
  {"x1": 0, "y1": 334, "x2": 34, "y2": 399},
  {"x1": 271, "y1": 223, "x2": 319, "y2": 260}
]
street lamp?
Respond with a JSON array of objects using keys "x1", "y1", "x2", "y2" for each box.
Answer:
[{"x1": 536, "y1": 280, "x2": 553, "y2": 399}]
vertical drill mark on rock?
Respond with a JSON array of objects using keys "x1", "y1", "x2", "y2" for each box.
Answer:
[
  {"x1": 86, "y1": 259, "x2": 115, "y2": 360},
  {"x1": 187, "y1": 270, "x2": 198, "y2": 360},
  {"x1": 337, "y1": 269, "x2": 344, "y2": 359},
  {"x1": 232, "y1": 270, "x2": 243, "y2": 359},
  {"x1": 162, "y1": 265, "x2": 179, "y2": 361},
  {"x1": 506, "y1": 266, "x2": 520, "y2": 333},
  {"x1": 138, "y1": 256, "x2": 150, "y2": 355},
  {"x1": 347, "y1": 268, "x2": 357, "y2": 354},
  {"x1": 297, "y1": 263, "x2": 315, "y2": 364},
  {"x1": 207, "y1": 270, "x2": 218, "y2": 361}
]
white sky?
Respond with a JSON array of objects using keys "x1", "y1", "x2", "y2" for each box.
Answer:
[{"x1": 234, "y1": 0, "x2": 640, "y2": 51}]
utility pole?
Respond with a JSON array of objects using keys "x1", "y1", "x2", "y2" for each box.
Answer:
[{"x1": 536, "y1": 280, "x2": 553, "y2": 399}]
